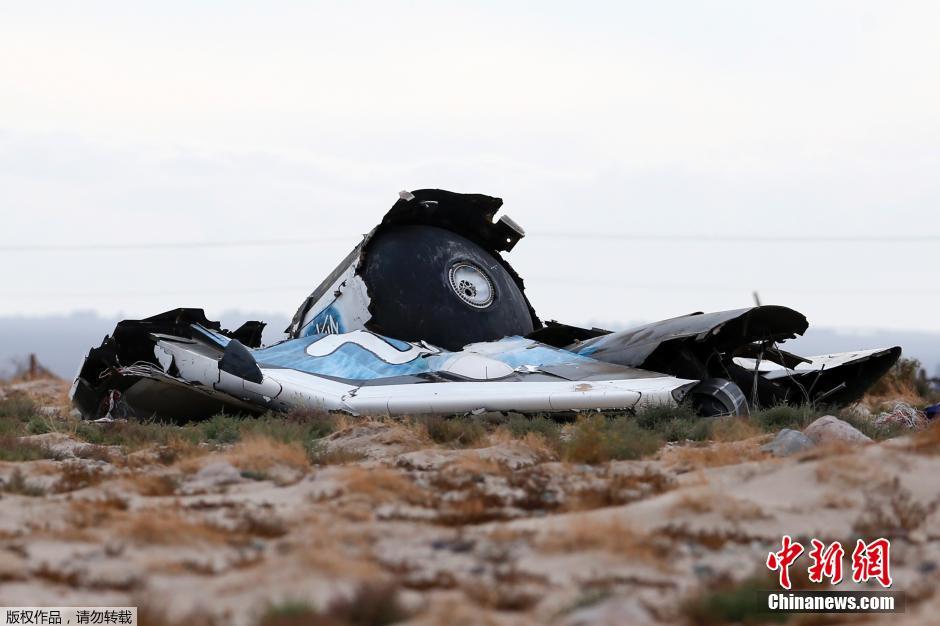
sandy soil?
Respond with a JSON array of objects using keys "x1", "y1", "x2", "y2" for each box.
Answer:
[{"x1": 1, "y1": 378, "x2": 938, "y2": 625}]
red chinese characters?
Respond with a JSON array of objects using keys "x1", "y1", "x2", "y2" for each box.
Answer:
[
  {"x1": 808, "y1": 539, "x2": 845, "y2": 584},
  {"x1": 851, "y1": 538, "x2": 892, "y2": 588},
  {"x1": 766, "y1": 537, "x2": 893, "y2": 589},
  {"x1": 766, "y1": 535, "x2": 805, "y2": 589}
]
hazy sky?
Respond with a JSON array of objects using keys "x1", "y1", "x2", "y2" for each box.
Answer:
[{"x1": 2, "y1": 1, "x2": 938, "y2": 334}]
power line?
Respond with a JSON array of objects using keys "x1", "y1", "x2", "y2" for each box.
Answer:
[
  {"x1": 2, "y1": 232, "x2": 940, "y2": 252},
  {"x1": 535, "y1": 233, "x2": 940, "y2": 243},
  {"x1": 7, "y1": 279, "x2": 937, "y2": 299},
  {"x1": 0, "y1": 237, "x2": 350, "y2": 252}
]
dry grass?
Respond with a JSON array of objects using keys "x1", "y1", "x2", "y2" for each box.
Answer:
[
  {"x1": 412, "y1": 415, "x2": 487, "y2": 448},
  {"x1": 814, "y1": 453, "x2": 881, "y2": 487},
  {"x1": 659, "y1": 523, "x2": 757, "y2": 550},
  {"x1": 134, "y1": 604, "x2": 222, "y2": 626},
  {"x1": 67, "y1": 494, "x2": 130, "y2": 532},
  {"x1": 130, "y1": 472, "x2": 180, "y2": 496},
  {"x1": 119, "y1": 509, "x2": 238, "y2": 546},
  {"x1": 461, "y1": 572, "x2": 544, "y2": 612},
  {"x1": 661, "y1": 439, "x2": 766, "y2": 470},
  {"x1": 536, "y1": 519, "x2": 663, "y2": 563},
  {"x1": 308, "y1": 444, "x2": 369, "y2": 466},
  {"x1": 564, "y1": 466, "x2": 676, "y2": 511},
  {"x1": 2, "y1": 468, "x2": 47, "y2": 496},
  {"x1": 0, "y1": 433, "x2": 62, "y2": 462},
  {"x1": 854, "y1": 476, "x2": 939, "y2": 539},
  {"x1": 446, "y1": 452, "x2": 510, "y2": 476},
  {"x1": 237, "y1": 510, "x2": 290, "y2": 539},
  {"x1": 819, "y1": 490, "x2": 857, "y2": 510},
  {"x1": 339, "y1": 467, "x2": 427, "y2": 505},
  {"x1": 864, "y1": 357, "x2": 929, "y2": 408},
  {"x1": 670, "y1": 490, "x2": 767, "y2": 520},
  {"x1": 484, "y1": 427, "x2": 559, "y2": 464},
  {"x1": 226, "y1": 435, "x2": 310, "y2": 473},
  {"x1": 907, "y1": 420, "x2": 940, "y2": 455},
  {"x1": 258, "y1": 583, "x2": 406, "y2": 626},
  {"x1": 54, "y1": 461, "x2": 107, "y2": 493},
  {"x1": 297, "y1": 517, "x2": 385, "y2": 578},
  {"x1": 710, "y1": 417, "x2": 764, "y2": 443},
  {"x1": 562, "y1": 414, "x2": 663, "y2": 464}
]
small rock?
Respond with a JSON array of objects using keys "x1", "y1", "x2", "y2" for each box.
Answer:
[
  {"x1": 564, "y1": 596, "x2": 657, "y2": 626},
  {"x1": 17, "y1": 432, "x2": 117, "y2": 460},
  {"x1": 181, "y1": 461, "x2": 244, "y2": 494},
  {"x1": 396, "y1": 449, "x2": 455, "y2": 471},
  {"x1": 803, "y1": 416, "x2": 872, "y2": 445},
  {"x1": 761, "y1": 429, "x2": 816, "y2": 457}
]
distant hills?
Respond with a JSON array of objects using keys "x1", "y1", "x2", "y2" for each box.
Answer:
[{"x1": 1, "y1": 311, "x2": 936, "y2": 380}]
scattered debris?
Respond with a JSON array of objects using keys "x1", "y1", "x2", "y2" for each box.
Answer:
[
  {"x1": 875, "y1": 402, "x2": 927, "y2": 429},
  {"x1": 924, "y1": 403, "x2": 940, "y2": 421},
  {"x1": 69, "y1": 190, "x2": 902, "y2": 421}
]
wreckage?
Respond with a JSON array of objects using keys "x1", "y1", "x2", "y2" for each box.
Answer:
[{"x1": 71, "y1": 189, "x2": 901, "y2": 421}]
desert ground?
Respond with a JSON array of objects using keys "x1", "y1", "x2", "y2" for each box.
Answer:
[{"x1": 1, "y1": 367, "x2": 938, "y2": 626}]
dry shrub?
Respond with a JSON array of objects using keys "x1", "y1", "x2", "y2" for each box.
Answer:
[
  {"x1": 119, "y1": 509, "x2": 236, "y2": 545},
  {"x1": 517, "y1": 431, "x2": 559, "y2": 460},
  {"x1": 0, "y1": 434, "x2": 60, "y2": 462},
  {"x1": 67, "y1": 494, "x2": 130, "y2": 530},
  {"x1": 661, "y1": 439, "x2": 765, "y2": 470},
  {"x1": 32, "y1": 563, "x2": 82, "y2": 587},
  {"x1": 854, "y1": 476, "x2": 939, "y2": 539},
  {"x1": 488, "y1": 427, "x2": 558, "y2": 461},
  {"x1": 563, "y1": 414, "x2": 663, "y2": 464},
  {"x1": 227, "y1": 435, "x2": 310, "y2": 473},
  {"x1": 257, "y1": 603, "x2": 320, "y2": 626},
  {"x1": 448, "y1": 452, "x2": 509, "y2": 476},
  {"x1": 565, "y1": 466, "x2": 676, "y2": 511},
  {"x1": 710, "y1": 417, "x2": 763, "y2": 443},
  {"x1": 297, "y1": 521, "x2": 385, "y2": 579},
  {"x1": 413, "y1": 415, "x2": 486, "y2": 448},
  {"x1": 340, "y1": 467, "x2": 427, "y2": 506},
  {"x1": 155, "y1": 436, "x2": 205, "y2": 465},
  {"x1": 323, "y1": 583, "x2": 407, "y2": 626},
  {"x1": 660, "y1": 523, "x2": 756, "y2": 550},
  {"x1": 302, "y1": 548, "x2": 384, "y2": 579},
  {"x1": 462, "y1": 574, "x2": 543, "y2": 612},
  {"x1": 259, "y1": 583, "x2": 406, "y2": 626},
  {"x1": 814, "y1": 454, "x2": 879, "y2": 487},
  {"x1": 537, "y1": 519, "x2": 662, "y2": 562},
  {"x1": 426, "y1": 458, "x2": 516, "y2": 525},
  {"x1": 819, "y1": 490, "x2": 856, "y2": 510},
  {"x1": 907, "y1": 420, "x2": 940, "y2": 455},
  {"x1": 0, "y1": 392, "x2": 38, "y2": 419},
  {"x1": 135, "y1": 604, "x2": 222, "y2": 626},
  {"x1": 131, "y1": 473, "x2": 180, "y2": 497},
  {"x1": 670, "y1": 490, "x2": 766, "y2": 520},
  {"x1": 2, "y1": 468, "x2": 46, "y2": 496},
  {"x1": 239, "y1": 511, "x2": 289, "y2": 539},
  {"x1": 435, "y1": 492, "x2": 509, "y2": 526},
  {"x1": 308, "y1": 442, "x2": 368, "y2": 466},
  {"x1": 683, "y1": 571, "x2": 792, "y2": 625},
  {"x1": 412, "y1": 599, "x2": 502, "y2": 626},
  {"x1": 55, "y1": 461, "x2": 106, "y2": 493},
  {"x1": 864, "y1": 357, "x2": 928, "y2": 407}
]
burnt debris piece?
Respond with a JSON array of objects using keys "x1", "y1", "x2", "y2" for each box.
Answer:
[
  {"x1": 71, "y1": 189, "x2": 901, "y2": 421},
  {"x1": 287, "y1": 189, "x2": 538, "y2": 351}
]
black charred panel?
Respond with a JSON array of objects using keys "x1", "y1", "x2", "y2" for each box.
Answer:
[{"x1": 361, "y1": 225, "x2": 536, "y2": 350}]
